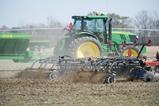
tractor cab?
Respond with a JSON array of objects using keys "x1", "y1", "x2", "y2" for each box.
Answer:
[
  {"x1": 72, "y1": 15, "x2": 112, "y2": 43},
  {"x1": 72, "y1": 16, "x2": 106, "y2": 32}
]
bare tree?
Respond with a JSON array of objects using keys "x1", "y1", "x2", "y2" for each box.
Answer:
[
  {"x1": 107, "y1": 13, "x2": 132, "y2": 28},
  {"x1": 134, "y1": 10, "x2": 159, "y2": 45},
  {"x1": 135, "y1": 10, "x2": 159, "y2": 29},
  {"x1": 135, "y1": 11, "x2": 149, "y2": 29}
]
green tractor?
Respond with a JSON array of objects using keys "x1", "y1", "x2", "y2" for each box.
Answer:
[
  {"x1": 111, "y1": 31, "x2": 145, "y2": 56},
  {"x1": 54, "y1": 14, "x2": 144, "y2": 58},
  {"x1": 0, "y1": 31, "x2": 33, "y2": 62}
]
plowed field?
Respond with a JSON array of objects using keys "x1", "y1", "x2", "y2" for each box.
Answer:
[
  {"x1": 0, "y1": 77, "x2": 159, "y2": 106},
  {"x1": 1, "y1": 46, "x2": 159, "y2": 106}
]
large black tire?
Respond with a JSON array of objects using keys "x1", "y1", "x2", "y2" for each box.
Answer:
[
  {"x1": 68, "y1": 36, "x2": 102, "y2": 58},
  {"x1": 121, "y1": 46, "x2": 139, "y2": 57}
]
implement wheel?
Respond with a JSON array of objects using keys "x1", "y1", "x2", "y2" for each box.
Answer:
[{"x1": 69, "y1": 36, "x2": 101, "y2": 58}]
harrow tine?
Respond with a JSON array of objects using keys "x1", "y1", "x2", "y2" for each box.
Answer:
[{"x1": 29, "y1": 55, "x2": 154, "y2": 83}]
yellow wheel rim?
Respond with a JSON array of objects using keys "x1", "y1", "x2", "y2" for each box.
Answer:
[
  {"x1": 76, "y1": 41, "x2": 100, "y2": 58},
  {"x1": 122, "y1": 48, "x2": 138, "y2": 57}
]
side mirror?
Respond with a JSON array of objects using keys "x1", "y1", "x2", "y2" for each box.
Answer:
[{"x1": 147, "y1": 40, "x2": 152, "y2": 46}]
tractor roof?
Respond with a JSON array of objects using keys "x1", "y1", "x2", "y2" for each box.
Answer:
[
  {"x1": 0, "y1": 32, "x2": 31, "y2": 39},
  {"x1": 72, "y1": 12, "x2": 109, "y2": 20},
  {"x1": 72, "y1": 15, "x2": 108, "y2": 20}
]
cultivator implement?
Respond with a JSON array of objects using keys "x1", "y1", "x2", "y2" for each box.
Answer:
[{"x1": 29, "y1": 55, "x2": 154, "y2": 83}]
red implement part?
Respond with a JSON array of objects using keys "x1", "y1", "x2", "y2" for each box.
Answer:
[
  {"x1": 145, "y1": 61, "x2": 159, "y2": 66},
  {"x1": 128, "y1": 48, "x2": 131, "y2": 57}
]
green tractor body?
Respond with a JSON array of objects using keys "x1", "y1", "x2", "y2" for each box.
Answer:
[
  {"x1": 0, "y1": 31, "x2": 33, "y2": 62},
  {"x1": 54, "y1": 14, "x2": 146, "y2": 58}
]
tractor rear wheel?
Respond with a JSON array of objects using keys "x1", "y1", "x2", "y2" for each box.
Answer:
[
  {"x1": 121, "y1": 46, "x2": 139, "y2": 57},
  {"x1": 69, "y1": 36, "x2": 102, "y2": 58}
]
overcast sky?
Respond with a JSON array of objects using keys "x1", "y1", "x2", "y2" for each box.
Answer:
[{"x1": 1, "y1": 0, "x2": 159, "y2": 27}]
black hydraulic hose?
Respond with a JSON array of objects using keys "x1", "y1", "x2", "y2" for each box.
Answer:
[
  {"x1": 137, "y1": 44, "x2": 145, "y2": 58},
  {"x1": 108, "y1": 18, "x2": 112, "y2": 51},
  {"x1": 108, "y1": 18, "x2": 112, "y2": 41}
]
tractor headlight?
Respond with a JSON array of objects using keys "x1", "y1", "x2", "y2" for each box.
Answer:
[{"x1": 26, "y1": 47, "x2": 30, "y2": 51}]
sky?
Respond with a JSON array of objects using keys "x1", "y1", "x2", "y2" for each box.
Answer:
[{"x1": 0, "y1": 0, "x2": 159, "y2": 27}]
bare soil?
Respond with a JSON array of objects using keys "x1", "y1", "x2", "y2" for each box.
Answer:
[
  {"x1": 17, "y1": 69, "x2": 106, "y2": 83},
  {"x1": 0, "y1": 79, "x2": 159, "y2": 106},
  {"x1": 0, "y1": 46, "x2": 159, "y2": 106},
  {"x1": 0, "y1": 69, "x2": 159, "y2": 106}
]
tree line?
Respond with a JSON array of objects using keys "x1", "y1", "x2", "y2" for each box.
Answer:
[
  {"x1": 1, "y1": 10, "x2": 159, "y2": 45},
  {"x1": 0, "y1": 10, "x2": 159, "y2": 30}
]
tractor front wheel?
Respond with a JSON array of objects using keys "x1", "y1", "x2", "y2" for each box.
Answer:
[{"x1": 121, "y1": 46, "x2": 139, "y2": 57}]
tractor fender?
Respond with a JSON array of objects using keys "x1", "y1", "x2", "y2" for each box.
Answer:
[{"x1": 76, "y1": 32, "x2": 98, "y2": 40}]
